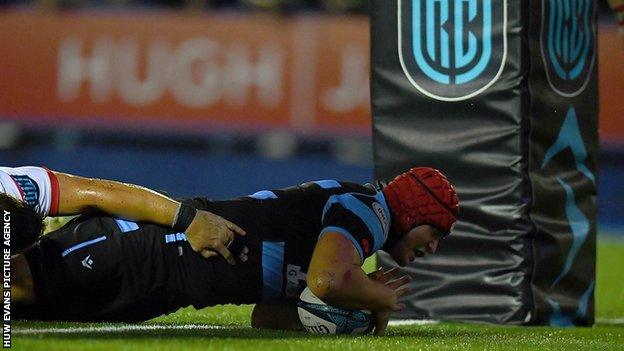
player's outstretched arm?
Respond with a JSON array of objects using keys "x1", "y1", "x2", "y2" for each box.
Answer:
[
  {"x1": 53, "y1": 171, "x2": 245, "y2": 264},
  {"x1": 306, "y1": 232, "x2": 410, "y2": 335}
]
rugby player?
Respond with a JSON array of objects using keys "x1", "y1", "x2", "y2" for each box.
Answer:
[
  {"x1": 5, "y1": 167, "x2": 459, "y2": 335},
  {"x1": 0, "y1": 166, "x2": 245, "y2": 260}
]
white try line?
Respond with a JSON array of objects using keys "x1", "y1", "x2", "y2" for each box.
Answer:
[
  {"x1": 389, "y1": 319, "x2": 624, "y2": 326},
  {"x1": 14, "y1": 324, "x2": 248, "y2": 335},
  {"x1": 15, "y1": 318, "x2": 619, "y2": 335},
  {"x1": 388, "y1": 319, "x2": 440, "y2": 326},
  {"x1": 15, "y1": 320, "x2": 438, "y2": 335},
  {"x1": 596, "y1": 318, "x2": 624, "y2": 325}
]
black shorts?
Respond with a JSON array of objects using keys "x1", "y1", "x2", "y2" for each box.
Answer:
[{"x1": 20, "y1": 215, "x2": 229, "y2": 322}]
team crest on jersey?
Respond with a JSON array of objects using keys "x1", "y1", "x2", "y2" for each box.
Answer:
[
  {"x1": 398, "y1": 0, "x2": 507, "y2": 101},
  {"x1": 10, "y1": 175, "x2": 40, "y2": 207},
  {"x1": 541, "y1": 0, "x2": 596, "y2": 97}
]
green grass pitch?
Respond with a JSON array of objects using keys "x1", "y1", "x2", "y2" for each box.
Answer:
[{"x1": 11, "y1": 239, "x2": 624, "y2": 351}]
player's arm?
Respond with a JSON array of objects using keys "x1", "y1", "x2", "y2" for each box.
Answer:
[
  {"x1": 307, "y1": 232, "x2": 408, "y2": 311},
  {"x1": 306, "y1": 232, "x2": 410, "y2": 334},
  {"x1": 53, "y1": 171, "x2": 245, "y2": 263},
  {"x1": 250, "y1": 301, "x2": 303, "y2": 331}
]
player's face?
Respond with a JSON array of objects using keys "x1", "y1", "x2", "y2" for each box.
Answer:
[{"x1": 388, "y1": 225, "x2": 442, "y2": 266}]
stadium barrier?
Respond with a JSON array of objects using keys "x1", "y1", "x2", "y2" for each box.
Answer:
[{"x1": 372, "y1": 0, "x2": 598, "y2": 326}]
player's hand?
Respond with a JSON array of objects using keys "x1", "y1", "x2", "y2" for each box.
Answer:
[
  {"x1": 184, "y1": 210, "x2": 246, "y2": 264},
  {"x1": 368, "y1": 267, "x2": 411, "y2": 335}
]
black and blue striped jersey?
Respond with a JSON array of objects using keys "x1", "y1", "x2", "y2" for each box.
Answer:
[
  {"x1": 187, "y1": 179, "x2": 392, "y2": 302},
  {"x1": 21, "y1": 179, "x2": 394, "y2": 321}
]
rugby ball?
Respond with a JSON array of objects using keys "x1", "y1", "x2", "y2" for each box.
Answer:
[{"x1": 297, "y1": 287, "x2": 371, "y2": 335}]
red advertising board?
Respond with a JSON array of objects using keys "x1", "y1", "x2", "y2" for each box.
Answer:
[
  {"x1": 0, "y1": 11, "x2": 370, "y2": 135},
  {"x1": 0, "y1": 11, "x2": 622, "y2": 142}
]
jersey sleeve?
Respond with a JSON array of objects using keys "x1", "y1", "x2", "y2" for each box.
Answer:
[
  {"x1": 0, "y1": 166, "x2": 60, "y2": 217},
  {"x1": 320, "y1": 192, "x2": 391, "y2": 262}
]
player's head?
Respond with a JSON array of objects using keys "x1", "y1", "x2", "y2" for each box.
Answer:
[
  {"x1": 381, "y1": 167, "x2": 459, "y2": 265},
  {"x1": 0, "y1": 193, "x2": 45, "y2": 252}
]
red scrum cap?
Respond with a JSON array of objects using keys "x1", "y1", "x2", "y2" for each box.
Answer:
[{"x1": 382, "y1": 167, "x2": 459, "y2": 236}]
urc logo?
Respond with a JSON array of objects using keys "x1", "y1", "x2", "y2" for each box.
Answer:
[
  {"x1": 398, "y1": 0, "x2": 507, "y2": 101},
  {"x1": 541, "y1": 0, "x2": 596, "y2": 97}
]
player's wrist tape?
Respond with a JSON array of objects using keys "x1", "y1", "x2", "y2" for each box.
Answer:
[{"x1": 173, "y1": 203, "x2": 198, "y2": 232}]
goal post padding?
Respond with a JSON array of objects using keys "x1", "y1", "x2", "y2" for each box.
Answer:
[{"x1": 371, "y1": 0, "x2": 598, "y2": 325}]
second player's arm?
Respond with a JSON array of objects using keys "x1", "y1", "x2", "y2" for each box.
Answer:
[
  {"x1": 55, "y1": 171, "x2": 181, "y2": 222},
  {"x1": 53, "y1": 171, "x2": 245, "y2": 263}
]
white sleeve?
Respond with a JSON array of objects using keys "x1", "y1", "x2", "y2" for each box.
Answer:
[{"x1": 0, "y1": 166, "x2": 60, "y2": 217}]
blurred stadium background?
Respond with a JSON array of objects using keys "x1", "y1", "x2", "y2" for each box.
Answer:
[
  {"x1": 0, "y1": 0, "x2": 623, "y2": 337},
  {"x1": 0, "y1": 0, "x2": 621, "y2": 235},
  {"x1": 1, "y1": 0, "x2": 623, "y2": 349},
  {"x1": 0, "y1": 0, "x2": 621, "y2": 226},
  {"x1": 0, "y1": 0, "x2": 378, "y2": 199}
]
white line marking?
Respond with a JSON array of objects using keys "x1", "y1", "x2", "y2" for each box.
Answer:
[
  {"x1": 596, "y1": 318, "x2": 624, "y2": 325},
  {"x1": 388, "y1": 319, "x2": 439, "y2": 326},
  {"x1": 15, "y1": 318, "x2": 623, "y2": 335},
  {"x1": 389, "y1": 319, "x2": 624, "y2": 326},
  {"x1": 14, "y1": 324, "x2": 248, "y2": 335}
]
